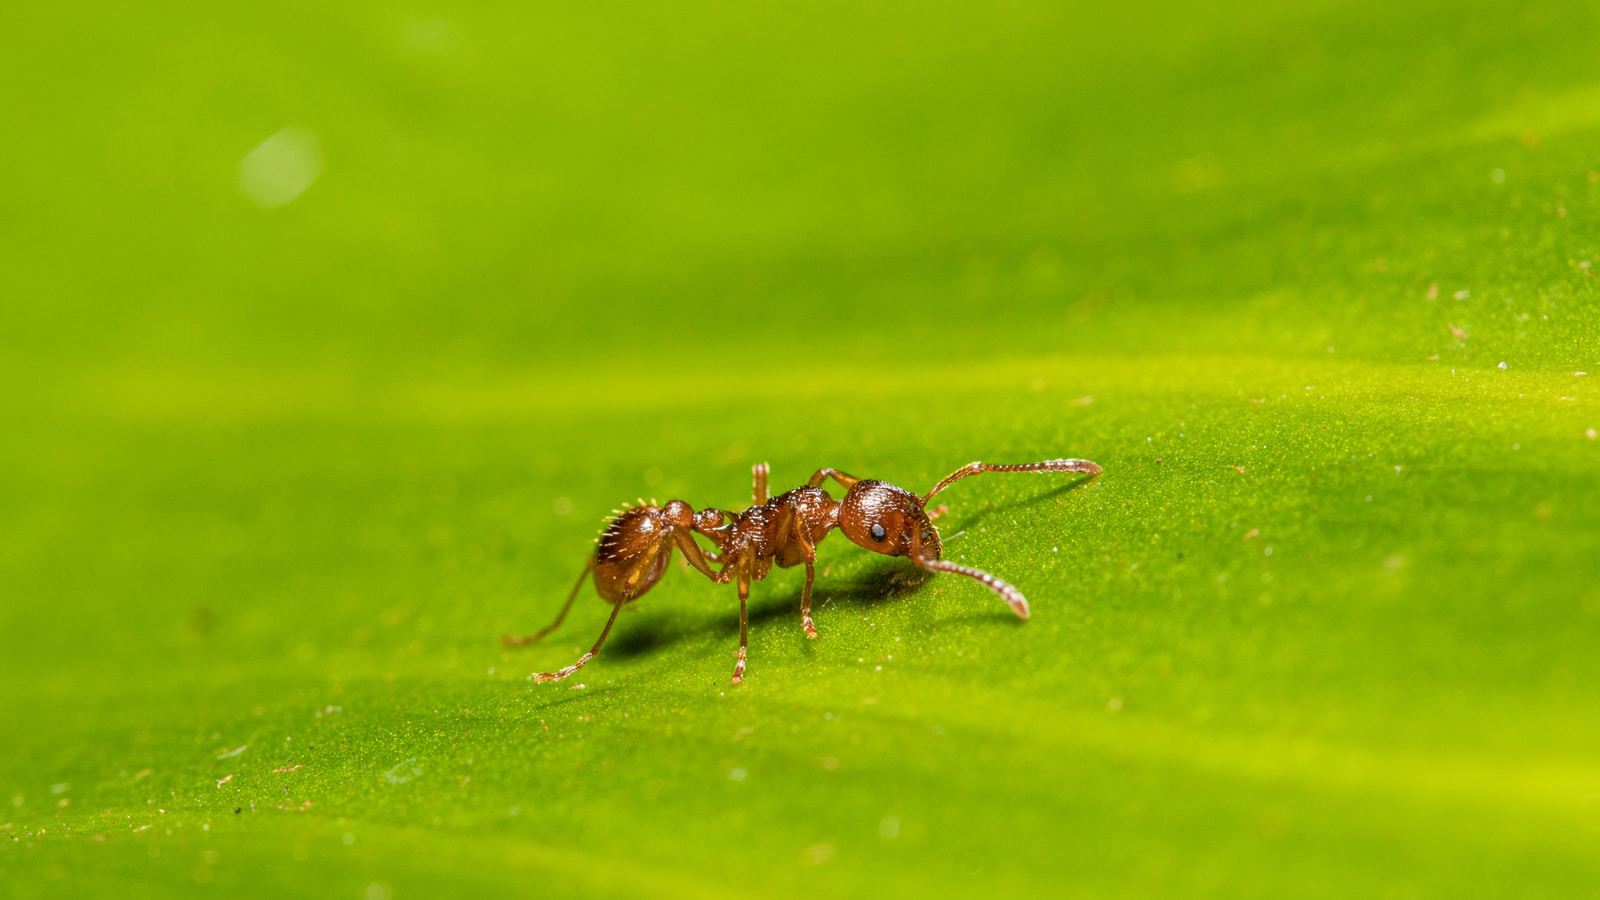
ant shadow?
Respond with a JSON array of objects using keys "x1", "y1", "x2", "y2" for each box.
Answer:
[
  {"x1": 604, "y1": 557, "x2": 937, "y2": 660},
  {"x1": 941, "y1": 474, "x2": 1097, "y2": 533}
]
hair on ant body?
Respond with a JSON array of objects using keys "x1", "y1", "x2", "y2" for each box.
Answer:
[{"x1": 505, "y1": 457, "x2": 1102, "y2": 685}]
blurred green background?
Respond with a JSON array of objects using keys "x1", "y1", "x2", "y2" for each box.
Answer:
[{"x1": 3, "y1": 1, "x2": 1599, "y2": 897}]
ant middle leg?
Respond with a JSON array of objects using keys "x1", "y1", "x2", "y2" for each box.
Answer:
[
  {"x1": 800, "y1": 557, "x2": 818, "y2": 639},
  {"x1": 788, "y1": 511, "x2": 821, "y2": 639},
  {"x1": 731, "y1": 566, "x2": 751, "y2": 684}
]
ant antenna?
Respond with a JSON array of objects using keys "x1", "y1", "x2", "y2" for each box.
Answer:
[
  {"x1": 922, "y1": 458, "x2": 1101, "y2": 506},
  {"x1": 910, "y1": 457, "x2": 1101, "y2": 619},
  {"x1": 914, "y1": 556, "x2": 1031, "y2": 618},
  {"x1": 907, "y1": 524, "x2": 1031, "y2": 618}
]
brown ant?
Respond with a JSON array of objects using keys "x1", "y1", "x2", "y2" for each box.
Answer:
[{"x1": 505, "y1": 457, "x2": 1102, "y2": 685}]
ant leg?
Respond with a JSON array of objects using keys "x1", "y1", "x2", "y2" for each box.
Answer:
[
  {"x1": 789, "y1": 513, "x2": 820, "y2": 639},
  {"x1": 800, "y1": 557, "x2": 818, "y2": 639},
  {"x1": 530, "y1": 598, "x2": 625, "y2": 683},
  {"x1": 752, "y1": 462, "x2": 769, "y2": 505},
  {"x1": 922, "y1": 458, "x2": 1102, "y2": 505},
  {"x1": 731, "y1": 565, "x2": 751, "y2": 684},
  {"x1": 671, "y1": 529, "x2": 722, "y2": 582},
  {"x1": 504, "y1": 560, "x2": 593, "y2": 646},
  {"x1": 806, "y1": 467, "x2": 860, "y2": 490}
]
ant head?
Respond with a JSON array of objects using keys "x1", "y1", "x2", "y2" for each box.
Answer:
[{"x1": 838, "y1": 480, "x2": 941, "y2": 560}]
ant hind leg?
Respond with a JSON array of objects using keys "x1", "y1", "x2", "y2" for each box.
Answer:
[
  {"x1": 752, "y1": 462, "x2": 769, "y2": 505},
  {"x1": 504, "y1": 560, "x2": 593, "y2": 646},
  {"x1": 530, "y1": 598, "x2": 626, "y2": 683}
]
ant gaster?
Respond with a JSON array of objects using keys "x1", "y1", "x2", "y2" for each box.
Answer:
[{"x1": 506, "y1": 457, "x2": 1102, "y2": 684}]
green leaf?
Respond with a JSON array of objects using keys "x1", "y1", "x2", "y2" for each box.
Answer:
[{"x1": 3, "y1": 1, "x2": 1599, "y2": 897}]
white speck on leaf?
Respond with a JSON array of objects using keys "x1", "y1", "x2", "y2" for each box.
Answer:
[
  {"x1": 383, "y1": 759, "x2": 422, "y2": 785},
  {"x1": 238, "y1": 126, "x2": 322, "y2": 208}
]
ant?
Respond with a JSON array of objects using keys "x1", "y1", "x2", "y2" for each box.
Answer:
[{"x1": 505, "y1": 457, "x2": 1102, "y2": 685}]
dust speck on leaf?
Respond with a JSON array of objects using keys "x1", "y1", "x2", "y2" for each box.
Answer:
[{"x1": 383, "y1": 759, "x2": 423, "y2": 785}]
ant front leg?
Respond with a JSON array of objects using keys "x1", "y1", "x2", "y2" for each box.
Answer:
[
  {"x1": 671, "y1": 529, "x2": 723, "y2": 583},
  {"x1": 806, "y1": 467, "x2": 860, "y2": 491},
  {"x1": 799, "y1": 555, "x2": 818, "y2": 640}
]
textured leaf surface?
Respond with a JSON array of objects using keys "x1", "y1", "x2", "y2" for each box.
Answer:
[{"x1": 3, "y1": 2, "x2": 1599, "y2": 897}]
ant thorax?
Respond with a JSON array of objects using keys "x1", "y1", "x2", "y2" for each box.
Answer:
[{"x1": 712, "y1": 486, "x2": 837, "y2": 571}]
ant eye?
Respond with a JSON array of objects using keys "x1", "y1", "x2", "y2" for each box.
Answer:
[{"x1": 870, "y1": 523, "x2": 887, "y2": 542}]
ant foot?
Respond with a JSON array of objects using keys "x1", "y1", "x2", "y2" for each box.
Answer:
[
  {"x1": 530, "y1": 652, "x2": 591, "y2": 683},
  {"x1": 731, "y1": 650, "x2": 747, "y2": 684},
  {"x1": 802, "y1": 615, "x2": 818, "y2": 639}
]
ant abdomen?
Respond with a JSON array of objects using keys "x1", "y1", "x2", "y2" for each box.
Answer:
[{"x1": 593, "y1": 506, "x2": 674, "y2": 603}]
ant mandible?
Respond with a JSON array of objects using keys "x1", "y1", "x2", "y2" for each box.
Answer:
[{"x1": 505, "y1": 457, "x2": 1102, "y2": 685}]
